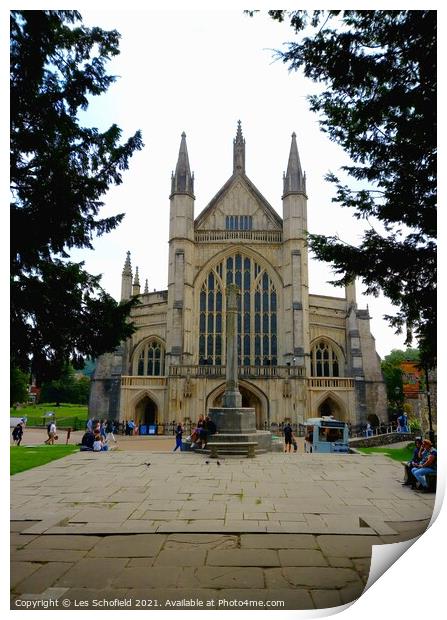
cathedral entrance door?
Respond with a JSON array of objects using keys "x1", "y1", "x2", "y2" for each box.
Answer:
[
  {"x1": 240, "y1": 387, "x2": 263, "y2": 429},
  {"x1": 318, "y1": 396, "x2": 345, "y2": 421},
  {"x1": 135, "y1": 395, "x2": 158, "y2": 428}
]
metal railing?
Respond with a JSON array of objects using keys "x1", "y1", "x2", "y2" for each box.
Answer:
[{"x1": 113, "y1": 419, "x2": 409, "y2": 439}]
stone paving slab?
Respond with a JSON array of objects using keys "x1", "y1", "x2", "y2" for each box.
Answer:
[
  {"x1": 87, "y1": 534, "x2": 165, "y2": 558},
  {"x1": 10, "y1": 450, "x2": 435, "y2": 611},
  {"x1": 10, "y1": 451, "x2": 435, "y2": 536},
  {"x1": 11, "y1": 526, "x2": 430, "y2": 611}
]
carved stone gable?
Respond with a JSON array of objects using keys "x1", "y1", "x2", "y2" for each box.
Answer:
[{"x1": 195, "y1": 175, "x2": 282, "y2": 232}]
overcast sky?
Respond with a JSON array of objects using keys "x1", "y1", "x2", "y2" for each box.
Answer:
[{"x1": 65, "y1": 8, "x2": 411, "y2": 359}]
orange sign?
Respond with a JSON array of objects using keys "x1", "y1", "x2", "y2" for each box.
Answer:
[{"x1": 400, "y1": 361, "x2": 421, "y2": 399}]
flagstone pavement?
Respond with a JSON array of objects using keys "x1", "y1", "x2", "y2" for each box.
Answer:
[{"x1": 11, "y1": 451, "x2": 435, "y2": 610}]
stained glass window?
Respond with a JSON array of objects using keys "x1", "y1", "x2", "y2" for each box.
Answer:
[{"x1": 198, "y1": 253, "x2": 278, "y2": 366}]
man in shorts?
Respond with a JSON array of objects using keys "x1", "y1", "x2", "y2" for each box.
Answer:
[
  {"x1": 45, "y1": 421, "x2": 57, "y2": 445},
  {"x1": 283, "y1": 422, "x2": 294, "y2": 453}
]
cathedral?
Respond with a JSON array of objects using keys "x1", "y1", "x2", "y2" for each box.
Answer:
[{"x1": 89, "y1": 122, "x2": 387, "y2": 429}]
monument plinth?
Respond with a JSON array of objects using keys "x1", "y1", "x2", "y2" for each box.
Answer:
[{"x1": 208, "y1": 284, "x2": 272, "y2": 454}]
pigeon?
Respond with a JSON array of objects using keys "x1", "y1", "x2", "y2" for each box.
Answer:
[
  {"x1": 217, "y1": 461, "x2": 221, "y2": 466},
  {"x1": 144, "y1": 462, "x2": 151, "y2": 467},
  {"x1": 205, "y1": 460, "x2": 210, "y2": 464}
]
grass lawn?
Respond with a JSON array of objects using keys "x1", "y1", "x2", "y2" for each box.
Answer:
[
  {"x1": 10, "y1": 445, "x2": 79, "y2": 475},
  {"x1": 356, "y1": 444, "x2": 414, "y2": 462},
  {"x1": 10, "y1": 403, "x2": 88, "y2": 429}
]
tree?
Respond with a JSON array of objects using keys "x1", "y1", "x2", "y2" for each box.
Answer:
[
  {"x1": 10, "y1": 11, "x2": 143, "y2": 384},
  {"x1": 40, "y1": 364, "x2": 91, "y2": 404},
  {"x1": 10, "y1": 364, "x2": 29, "y2": 406},
  {"x1": 380, "y1": 348, "x2": 420, "y2": 414},
  {"x1": 251, "y1": 10, "x2": 436, "y2": 366}
]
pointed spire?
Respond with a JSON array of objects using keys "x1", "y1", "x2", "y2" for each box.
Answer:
[
  {"x1": 132, "y1": 266, "x2": 140, "y2": 296},
  {"x1": 122, "y1": 250, "x2": 132, "y2": 276},
  {"x1": 133, "y1": 266, "x2": 140, "y2": 286},
  {"x1": 121, "y1": 251, "x2": 133, "y2": 300},
  {"x1": 233, "y1": 120, "x2": 245, "y2": 175},
  {"x1": 283, "y1": 132, "x2": 306, "y2": 196},
  {"x1": 144, "y1": 279, "x2": 149, "y2": 294},
  {"x1": 171, "y1": 131, "x2": 194, "y2": 196}
]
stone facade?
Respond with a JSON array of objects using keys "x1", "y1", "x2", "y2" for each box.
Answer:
[{"x1": 90, "y1": 123, "x2": 387, "y2": 428}]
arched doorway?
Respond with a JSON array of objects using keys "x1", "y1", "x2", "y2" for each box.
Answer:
[
  {"x1": 134, "y1": 395, "x2": 158, "y2": 426},
  {"x1": 317, "y1": 395, "x2": 346, "y2": 421},
  {"x1": 211, "y1": 384, "x2": 265, "y2": 429}
]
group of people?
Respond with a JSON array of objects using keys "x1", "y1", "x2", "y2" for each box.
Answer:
[
  {"x1": 402, "y1": 437, "x2": 437, "y2": 492},
  {"x1": 180, "y1": 416, "x2": 217, "y2": 451},
  {"x1": 80, "y1": 418, "x2": 117, "y2": 452}
]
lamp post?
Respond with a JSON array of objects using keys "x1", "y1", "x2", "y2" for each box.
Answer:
[{"x1": 394, "y1": 387, "x2": 402, "y2": 429}]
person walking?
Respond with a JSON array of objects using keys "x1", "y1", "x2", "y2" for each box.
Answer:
[
  {"x1": 128, "y1": 419, "x2": 135, "y2": 436},
  {"x1": 397, "y1": 411, "x2": 409, "y2": 433},
  {"x1": 105, "y1": 419, "x2": 117, "y2": 443},
  {"x1": 283, "y1": 422, "x2": 294, "y2": 453},
  {"x1": 12, "y1": 423, "x2": 24, "y2": 446},
  {"x1": 45, "y1": 421, "x2": 57, "y2": 445},
  {"x1": 173, "y1": 422, "x2": 183, "y2": 452},
  {"x1": 100, "y1": 420, "x2": 107, "y2": 441}
]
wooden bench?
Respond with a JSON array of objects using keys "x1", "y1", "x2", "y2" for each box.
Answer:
[{"x1": 208, "y1": 441, "x2": 258, "y2": 458}]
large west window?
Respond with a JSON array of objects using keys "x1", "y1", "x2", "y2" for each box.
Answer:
[{"x1": 199, "y1": 253, "x2": 278, "y2": 366}]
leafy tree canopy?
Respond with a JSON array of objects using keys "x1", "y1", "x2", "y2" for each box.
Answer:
[
  {"x1": 250, "y1": 10, "x2": 436, "y2": 366},
  {"x1": 11, "y1": 10, "x2": 143, "y2": 384},
  {"x1": 10, "y1": 364, "x2": 29, "y2": 406},
  {"x1": 40, "y1": 364, "x2": 91, "y2": 405},
  {"x1": 380, "y1": 347, "x2": 420, "y2": 413}
]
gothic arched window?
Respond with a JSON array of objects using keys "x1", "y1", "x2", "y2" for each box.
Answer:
[
  {"x1": 199, "y1": 253, "x2": 277, "y2": 366},
  {"x1": 136, "y1": 340, "x2": 165, "y2": 376},
  {"x1": 311, "y1": 340, "x2": 341, "y2": 377}
]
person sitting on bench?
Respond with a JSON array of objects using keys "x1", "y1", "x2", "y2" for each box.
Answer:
[
  {"x1": 200, "y1": 416, "x2": 217, "y2": 449},
  {"x1": 190, "y1": 416, "x2": 205, "y2": 448},
  {"x1": 402, "y1": 437, "x2": 423, "y2": 486},
  {"x1": 411, "y1": 439, "x2": 437, "y2": 492}
]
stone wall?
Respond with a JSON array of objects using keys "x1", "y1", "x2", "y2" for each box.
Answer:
[{"x1": 349, "y1": 432, "x2": 414, "y2": 448}]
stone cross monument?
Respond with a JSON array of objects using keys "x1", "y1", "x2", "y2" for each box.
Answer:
[
  {"x1": 208, "y1": 285, "x2": 256, "y2": 438},
  {"x1": 206, "y1": 284, "x2": 273, "y2": 454},
  {"x1": 222, "y1": 284, "x2": 242, "y2": 408}
]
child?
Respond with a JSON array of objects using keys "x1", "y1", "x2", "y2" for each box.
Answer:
[
  {"x1": 173, "y1": 422, "x2": 183, "y2": 452},
  {"x1": 93, "y1": 433, "x2": 109, "y2": 452}
]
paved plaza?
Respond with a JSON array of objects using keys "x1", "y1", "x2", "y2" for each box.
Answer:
[{"x1": 11, "y1": 450, "x2": 435, "y2": 610}]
